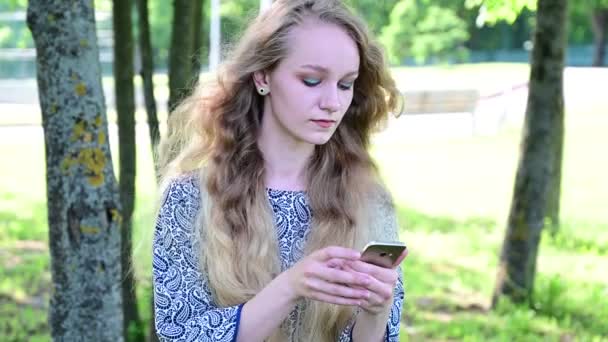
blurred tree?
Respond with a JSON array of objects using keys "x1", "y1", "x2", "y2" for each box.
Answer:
[
  {"x1": 192, "y1": 0, "x2": 207, "y2": 77},
  {"x1": 168, "y1": 0, "x2": 196, "y2": 111},
  {"x1": 112, "y1": 0, "x2": 143, "y2": 341},
  {"x1": 492, "y1": 0, "x2": 568, "y2": 306},
  {"x1": 381, "y1": 0, "x2": 469, "y2": 64},
  {"x1": 27, "y1": 0, "x2": 123, "y2": 340},
  {"x1": 589, "y1": 1, "x2": 608, "y2": 66},
  {"x1": 135, "y1": 0, "x2": 160, "y2": 161},
  {"x1": 563, "y1": 0, "x2": 608, "y2": 65},
  {"x1": 472, "y1": 0, "x2": 565, "y2": 230}
]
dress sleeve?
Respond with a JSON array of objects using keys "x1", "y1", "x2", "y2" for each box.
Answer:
[{"x1": 153, "y1": 177, "x2": 244, "y2": 342}]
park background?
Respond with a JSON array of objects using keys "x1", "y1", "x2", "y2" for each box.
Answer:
[{"x1": 0, "y1": 0, "x2": 607, "y2": 341}]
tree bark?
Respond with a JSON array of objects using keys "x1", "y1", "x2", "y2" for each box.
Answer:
[
  {"x1": 168, "y1": 0, "x2": 196, "y2": 112},
  {"x1": 112, "y1": 0, "x2": 143, "y2": 340},
  {"x1": 135, "y1": 0, "x2": 160, "y2": 163},
  {"x1": 591, "y1": 9, "x2": 608, "y2": 67},
  {"x1": 492, "y1": 0, "x2": 568, "y2": 307},
  {"x1": 191, "y1": 0, "x2": 206, "y2": 79},
  {"x1": 27, "y1": 1, "x2": 123, "y2": 340}
]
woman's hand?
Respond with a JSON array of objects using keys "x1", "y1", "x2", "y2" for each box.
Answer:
[
  {"x1": 345, "y1": 248, "x2": 408, "y2": 314},
  {"x1": 285, "y1": 246, "x2": 374, "y2": 306}
]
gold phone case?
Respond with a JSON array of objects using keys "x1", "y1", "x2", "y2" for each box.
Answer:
[{"x1": 360, "y1": 241, "x2": 407, "y2": 268}]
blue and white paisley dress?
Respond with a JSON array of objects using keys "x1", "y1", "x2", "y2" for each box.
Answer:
[{"x1": 153, "y1": 174, "x2": 405, "y2": 341}]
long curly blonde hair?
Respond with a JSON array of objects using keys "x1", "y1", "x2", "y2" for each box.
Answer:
[{"x1": 158, "y1": 0, "x2": 401, "y2": 340}]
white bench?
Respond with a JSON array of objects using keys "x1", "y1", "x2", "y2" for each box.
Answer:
[
  {"x1": 401, "y1": 89, "x2": 480, "y2": 114},
  {"x1": 401, "y1": 89, "x2": 480, "y2": 133}
]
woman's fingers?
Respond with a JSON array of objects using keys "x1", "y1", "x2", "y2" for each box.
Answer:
[
  {"x1": 362, "y1": 274, "x2": 394, "y2": 303},
  {"x1": 304, "y1": 277, "x2": 369, "y2": 302},
  {"x1": 308, "y1": 291, "x2": 362, "y2": 306},
  {"x1": 316, "y1": 246, "x2": 361, "y2": 262},
  {"x1": 326, "y1": 257, "x2": 347, "y2": 269},
  {"x1": 392, "y1": 248, "x2": 409, "y2": 268},
  {"x1": 348, "y1": 260, "x2": 398, "y2": 285},
  {"x1": 316, "y1": 264, "x2": 371, "y2": 287},
  {"x1": 291, "y1": 245, "x2": 405, "y2": 307}
]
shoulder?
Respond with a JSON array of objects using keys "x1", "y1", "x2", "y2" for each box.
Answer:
[
  {"x1": 158, "y1": 171, "x2": 202, "y2": 226},
  {"x1": 161, "y1": 172, "x2": 200, "y2": 202},
  {"x1": 365, "y1": 181, "x2": 399, "y2": 241},
  {"x1": 368, "y1": 182, "x2": 395, "y2": 213}
]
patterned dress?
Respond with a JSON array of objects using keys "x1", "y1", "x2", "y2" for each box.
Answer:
[{"x1": 153, "y1": 174, "x2": 405, "y2": 341}]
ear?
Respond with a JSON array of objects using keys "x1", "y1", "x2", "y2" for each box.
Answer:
[{"x1": 252, "y1": 70, "x2": 270, "y2": 89}]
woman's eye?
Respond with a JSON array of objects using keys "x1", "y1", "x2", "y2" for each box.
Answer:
[
  {"x1": 338, "y1": 82, "x2": 353, "y2": 90},
  {"x1": 303, "y1": 78, "x2": 321, "y2": 87}
]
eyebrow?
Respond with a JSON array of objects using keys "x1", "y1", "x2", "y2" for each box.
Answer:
[{"x1": 300, "y1": 64, "x2": 358, "y2": 78}]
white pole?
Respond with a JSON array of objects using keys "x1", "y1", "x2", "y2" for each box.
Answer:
[
  {"x1": 209, "y1": 0, "x2": 221, "y2": 71},
  {"x1": 260, "y1": 0, "x2": 272, "y2": 13}
]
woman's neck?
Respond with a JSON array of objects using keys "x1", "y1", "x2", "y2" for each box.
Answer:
[{"x1": 257, "y1": 126, "x2": 313, "y2": 192}]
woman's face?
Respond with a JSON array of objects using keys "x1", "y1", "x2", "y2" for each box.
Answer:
[{"x1": 257, "y1": 19, "x2": 360, "y2": 146}]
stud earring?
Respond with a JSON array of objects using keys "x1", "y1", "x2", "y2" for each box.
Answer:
[{"x1": 258, "y1": 87, "x2": 269, "y2": 95}]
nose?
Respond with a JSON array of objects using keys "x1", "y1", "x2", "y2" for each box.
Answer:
[{"x1": 319, "y1": 85, "x2": 341, "y2": 113}]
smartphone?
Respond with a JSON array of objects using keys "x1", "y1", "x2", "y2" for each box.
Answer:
[{"x1": 360, "y1": 240, "x2": 407, "y2": 268}]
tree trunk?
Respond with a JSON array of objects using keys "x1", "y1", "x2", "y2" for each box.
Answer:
[
  {"x1": 135, "y1": 0, "x2": 160, "y2": 163},
  {"x1": 492, "y1": 0, "x2": 568, "y2": 307},
  {"x1": 591, "y1": 9, "x2": 607, "y2": 67},
  {"x1": 191, "y1": 0, "x2": 206, "y2": 79},
  {"x1": 148, "y1": 296, "x2": 160, "y2": 342},
  {"x1": 113, "y1": 0, "x2": 143, "y2": 340},
  {"x1": 27, "y1": 1, "x2": 123, "y2": 340},
  {"x1": 168, "y1": 0, "x2": 196, "y2": 112}
]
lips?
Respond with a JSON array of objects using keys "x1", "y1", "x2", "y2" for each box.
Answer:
[{"x1": 311, "y1": 119, "x2": 335, "y2": 128}]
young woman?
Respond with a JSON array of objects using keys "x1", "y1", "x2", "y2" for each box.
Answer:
[{"x1": 153, "y1": 0, "x2": 407, "y2": 341}]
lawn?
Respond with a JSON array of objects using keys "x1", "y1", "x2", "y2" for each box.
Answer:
[{"x1": 1, "y1": 64, "x2": 607, "y2": 341}]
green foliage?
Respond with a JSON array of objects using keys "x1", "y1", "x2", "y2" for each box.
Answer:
[
  {"x1": 0, "y1": 250, "x2": 49, "y2": 342},
  {"x1": 220, "y1": 0, "x2": 259, "y2": 46},
  {"x1": 148, "y1": 0, "x2": 173, "y2": 67},
  {"x1": 0, "y1": 9, "x2": 33, "y2": 49},
  {"x1": 0, "y1": 0, "x2": 26, "y2": 11},
  {"x1": 0, "y1": 303, "x2": 48, "y2": 342},
  {"x1": 345, "y1": 0, "x2": 399, "y2": 35},
  {"x1": 465, "y1": 0, "x2": 536, "y2": 25},
  {"x1": 381, "y1": 0, "x2": 469, "y2": 64}
]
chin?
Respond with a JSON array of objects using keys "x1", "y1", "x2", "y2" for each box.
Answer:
[{"x1": 304, "y1": 134, "x2": 333, "y2": 146}]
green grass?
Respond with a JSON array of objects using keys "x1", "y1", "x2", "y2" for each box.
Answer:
[{"x1": 1, "y1": 64, "x2": 607, "y2": 341}]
